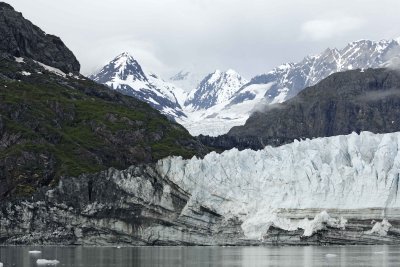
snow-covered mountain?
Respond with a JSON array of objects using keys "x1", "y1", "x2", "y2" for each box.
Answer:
[
  {"x1": 181, "y1": 39, "x2": 400, "y2": 136},
  {"x1": 90, "y1": 52, "x2": 186, "y2": 118},
  {"x1": 91, "y1": 39, "x2": 400, "y2": 137},
  {"x1": 231, "y1": 39, "x2": 400, "y2": 106},
  {"x1": 184, "y1": 69, "x2": 248, "y2": 110}
]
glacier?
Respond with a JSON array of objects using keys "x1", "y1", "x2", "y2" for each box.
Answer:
[
  {"x1": 157, "y1": 131, "x2": 400, "y2": 239},
  {"x1": 3, "y1": 131, "x2": 400, "y2": 245}
]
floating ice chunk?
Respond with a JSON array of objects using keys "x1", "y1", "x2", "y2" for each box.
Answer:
[
  {"x1": 374, "y1": 251, "x2": 385, "y2": 254},
  {"x1": 37, "y1": 259, "x2": 60, "y2": 265},
  {"x1": 116, "y1": 246, "x2": 121, "y2": 249},
  {"x1": 0, "y1": 262, "x2": 3, "y2": 267},
  {"x1": 15, "y1": 57, "x2": 24, "y2": 63},
  {"x1": 367, "y1": 219, "x2": 392, "y2": 236},
  {"x1": 21, "y1": 71, "x2": 31, "y2": 76},
  {"x1": 29, "y1": 250, "x2": 42, "y2": 254},
  {"x1": 325, "y1": 254, "x2": 337, "y2": 258}
]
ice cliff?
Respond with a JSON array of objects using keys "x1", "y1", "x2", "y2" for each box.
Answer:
[{"x1": 158, "y1": 131, "x2": 400, "y2": 239}]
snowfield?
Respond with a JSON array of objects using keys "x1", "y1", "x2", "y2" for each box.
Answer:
[{"x1": 158, "y1": 131, "x2": 400, "y2": 239}]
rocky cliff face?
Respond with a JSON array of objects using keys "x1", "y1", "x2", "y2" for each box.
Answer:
[
  {"x1": 0, "y1": 165, "x2": 246, "y2": 246},
  {"x1": 0, "y1": 2, "x2": 80, "y2": 73}
]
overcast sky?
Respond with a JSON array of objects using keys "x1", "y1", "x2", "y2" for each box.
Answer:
[{"x1": 9, "y1": 0, "x2": 400, "y2": 78}]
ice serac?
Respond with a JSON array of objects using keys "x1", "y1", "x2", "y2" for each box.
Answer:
[
  {"x1": 90, "y1": 52, "x2": 186, "y2": 119},
  {"x1": 3, "y1": 131, "x2": 400, "y2": 245}
]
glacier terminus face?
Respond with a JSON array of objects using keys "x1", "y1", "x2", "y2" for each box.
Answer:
[{"x1": 157, "y1": 131, "x2": 400, "y2": 239}]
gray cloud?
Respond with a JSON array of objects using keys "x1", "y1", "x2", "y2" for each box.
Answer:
[
  {"x1": 9, "y1": 0, "x2": 400, "y2": 79},
  {"x1": 301, "y1": 17, "x2": 365, "y2": 41}
]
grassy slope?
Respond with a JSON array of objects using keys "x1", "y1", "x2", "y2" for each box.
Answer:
[{"x1": 0, "y1": 57, "x2": 205, "y2": 197}]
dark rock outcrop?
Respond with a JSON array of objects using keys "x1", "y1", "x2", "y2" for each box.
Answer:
[
  {"x1": 0, "y1": 2, "x2": 80, "y2": 73},
  {"x1": 0, "y1": 165, "x2": 248, "y2": 246}
]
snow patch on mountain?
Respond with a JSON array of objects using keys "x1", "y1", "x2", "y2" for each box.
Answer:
[
  {"x1": 35, "y1": 60, "x2": 67, "y2": 77},
  {"x1": 158, "y1": 131, "x2": 400, "y2": 239}
]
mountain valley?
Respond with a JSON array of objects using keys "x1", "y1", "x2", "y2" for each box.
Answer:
[{"x1": 2, "y1": 1, "x2": 400, "y2": 248}]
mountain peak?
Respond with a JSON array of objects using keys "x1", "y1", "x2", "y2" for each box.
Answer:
[
  {"x1": 90, "y1": 52, "x2": 147, "y2": 86},
  {"x1": 115, "y1": 51, "x2": 135, "y2": 60},
  {"x1": 210, "y1": 69, "x2": 222, "y2": 76},
  {"x1": 185, "y1": 69, "x2": 248, "y2": 110},
  {"x1": 226, "y1": 69, "x2": 239, "y2": 75},
  {"x1": 119, "y1": 51, "x2": 132, "y2": 57},
  {"x1": 112, "y1": 52, "x2": 140, "y2": 69}
]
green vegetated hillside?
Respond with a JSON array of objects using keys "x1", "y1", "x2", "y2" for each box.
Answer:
[{"x1": 0, "y1": 56, "x2": 207, "y2": 198}]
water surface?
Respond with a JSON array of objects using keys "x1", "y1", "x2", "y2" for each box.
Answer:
[{"x1": 0, "y1": 245, "x2": 398, "y2": 266}]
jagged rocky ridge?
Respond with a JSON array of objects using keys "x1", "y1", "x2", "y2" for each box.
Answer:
[
  {"x1": 200, "y1": 68, "x2": 400, "y2": 150},
  {"x1": 2, "y1": 131, "x2": 400, "y2": 245}
]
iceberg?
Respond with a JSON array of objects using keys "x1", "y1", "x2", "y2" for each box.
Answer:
[{"x1": 37, "y1": 259, "x2": 60, "y2": 265}]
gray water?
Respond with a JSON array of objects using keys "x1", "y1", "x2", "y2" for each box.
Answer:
[{"x1": 0, "y1": 245, "x2": 399, "y2": 267}]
